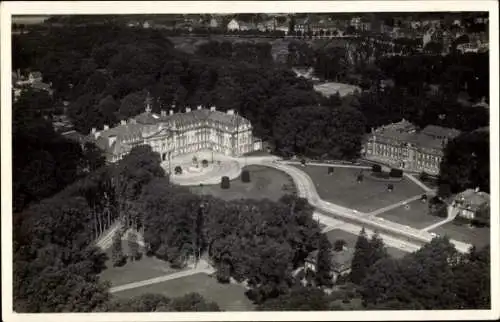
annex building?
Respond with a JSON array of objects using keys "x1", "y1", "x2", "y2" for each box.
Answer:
[
  {"x1": 363, "y1": 119, "x2": 461, "y2": 175},
  {"x1": 89, "y1": 94, "x2": 260, "y2": 164}
]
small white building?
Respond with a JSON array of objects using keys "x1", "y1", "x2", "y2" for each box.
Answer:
[{"x1": 227, "y1": 19, "x2": 240, "y2": 31}]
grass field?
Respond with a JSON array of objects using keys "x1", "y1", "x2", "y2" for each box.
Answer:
[
  {"x1": 99, "y1": 247, "x2": 183, "y2": 287},
  {"x1": 376, "y1": 200, "x2": 443, "y2": 230},
  {"x1": 190, "y1": 165, "x2": 294, "y2": 202},
  {"x1": 113, "y1": 273, "x2": 255, "y2": 311},
  {"x1": 295, "y1": 165, "x2": 424, "y2": 213},
  {"x1": 325, "y1": 229, "x2": 409, "y2": 259},
  {"x1": 431, "y1": 222, "x2": 490, "y2": 249}
]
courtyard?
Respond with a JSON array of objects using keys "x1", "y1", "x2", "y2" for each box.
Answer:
[
  {"x1": 325, "y1": 229, "x2": 409, "y2": 259},
  {"x1": 190, "y1": 165, "x2": 295, "y2": 202},
  {"x1": 375, "y1": 200, "x2": 443, "y2": 230},
  {"x1": 294, "y1": 165, "x2": 425, "y2": 213},
  {"x1": 113, "y1": 272, "x2": 255, "y2": 311}
]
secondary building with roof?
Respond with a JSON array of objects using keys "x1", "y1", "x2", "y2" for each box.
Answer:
[
  {"x1": 363, "y1": 119, "x2": 461, "y2": 175},
  {"x1": 303, "y1": 245, "x2": 355, "y2": 283},
  {"x1": 450, "y1": 188, "x2": 490, "y2": 221},
  {"x1": 87, "y1": 93, "x2": 260, "y2": 166}
]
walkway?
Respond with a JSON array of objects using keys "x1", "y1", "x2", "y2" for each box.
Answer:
[
  {"x1": 367, "y1": 194, "x2": 422, "y2": 217},
  {"x1": 421, "y1": 205, "x2": 459, "y2": 232},
  {"x1": 109, "y1": 259, "x2": 215, "y2": 293},
  {"x1": 404, "y1": 173, "x2": 435, "y2": 193}
]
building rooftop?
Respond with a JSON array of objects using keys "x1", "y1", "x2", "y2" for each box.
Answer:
[
  {"x1": 331, "y1": 247, "x2": 355, "y2": 273},
  {"x1": 454, "y1": 189, "x2": 490, "y2": 211}
]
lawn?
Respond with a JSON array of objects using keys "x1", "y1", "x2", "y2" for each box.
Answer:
[
  {"x1": 113, "y1": 273, "x2": 255, "y2": 311},
  {"x1": 325, "y1": 229, "x2": 409, "y2": 259},
  {"x1": 431, "y1": 221, "x2": 490, "y2": 249},
  {"x1": 190, "y1": 165, "x2": 294, "y2": 202},
  {"x1": 294, "y1": 165, "x2": 425, "y2": 212},
  {"x1": 99, "y1": 246, "x2": 183, "y2": 287},
  {"x1": 376, "y1": 200, "x2": 443, "y2": 230}
]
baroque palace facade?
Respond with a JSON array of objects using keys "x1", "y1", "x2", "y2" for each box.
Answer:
[
  {"x1": 89, "y1": 94, "x2": 260, "y2": 164},
  {"x1": 363, "y1": 119, "x2": 461, "y2": 175}
]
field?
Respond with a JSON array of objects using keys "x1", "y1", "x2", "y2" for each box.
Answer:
[
  {"x1": 295, "y1": 165, "x2": 425, "y2": 213},
  {"x1": 190, "y1": 165, "x2": 294, "y2": 202},
  {"x1": 113, "y1": 273, "x2": 255, "y2": 311},
  {"x1": 431, "y1": 221, "x2": 490, "y2": 249},
  {"x1": 376, "y1": 200, "x2": 443, "y2": 230},
  {"x1": 325, "y1": 229, "x2": 409, "y2": 259},
  {"x1": 99, "y1": 248, "x2": 183, "y2": 287}
]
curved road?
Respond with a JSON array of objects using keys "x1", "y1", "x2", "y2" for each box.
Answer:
[{"x1": 241, "y1": 156, "x2": 471, "y2": 253}]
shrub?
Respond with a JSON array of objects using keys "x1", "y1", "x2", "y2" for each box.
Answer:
[
  {"x1": 387, "y1": 183, "x2": 394, "y2": 191},
  {"x1": 241, "y1": 169, "x2": 251, "y2": 183},
  {"x1": 201, "y1": 159, "x2": 209, "y2": 168},
  {"x1": 301, "y1": 158, "x2": 306, "y2": 166},
  {"x1": 419, "y1": 171, "x2": 429, "y2": 181},
  {"x1": 389, "y1": 168, "x2": 403, "y2": 178},
  {"x1": 328, "y1": 167, "x2": 334, "y2": 175},
  {"x1": 221, "y1": 176, "x2": 230, "y2": 189},
  {"x1": 334, "y1": 239, "x2": 346, "y2": 251},
  {"x1": 174, "y1": 166, "x2": 182, "y2": 175},
  {"x1": 357, "y1": 174, "x2": 364, "y2": 182},
  {"x1": 372, "y1": 164, "x2": 382, "y2": 173}
]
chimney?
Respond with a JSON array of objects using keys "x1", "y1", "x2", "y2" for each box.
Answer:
[
  {"x1": 120, "y1": 120, "x2": 126, "y2": 125},
  {"x1": 197, "y1": 105, "x2": 202, "y2": 110},
  {"x1": 227, "y1": 109, "x2": 234, "y2": 115},
  {"x1": 169, "y1": 109, "x2": 174, "y2": 116},
  {"x1": 210, "y1": 106, "x2": 216, "y2": 112},
  {"x1": 161, "y1": 110, "x2": 166, "y2": 117},
  {"x1": 185, "y1": 107, "x2": 191, "y2": 113},
  {"x1": 103, "y1": 124, "x2": 109, "y2": 131}
]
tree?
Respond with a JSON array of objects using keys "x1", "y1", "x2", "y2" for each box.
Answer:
[
  {"x1": 327, "y1": 167, "x2": 334, "y2": 175},
  {"x1": 439, "y1": 130, "x2": 489, "y2": 195},
  {"x1": 201, "y1": 159, "x2": 209, "y2": 168},
  {"x1": 315, "y1": 236, "x2": 334, "y2": 287},
  {"x1": 221, "y1": 176, "x2": 230, "y2": 189},
  {"x1": 241, "y1": 169, "x2": 251, "y2": 183},
  {"x1": 174, "y1": 166, "x2": 183, "y2": 175},
  {"x1": 112, "y1": 232, "x2": 126, "y2": 267},
  {"x1": 127, "y1": 231, "x2": 141, "y2": 261},
  {"x1": 349, "y1": 228, "x2": 371, "y2": 284},
  {"x1": 258, "y1": 287, "x2": 330, "y2": 311},
  {"x1": 334, "y1": 239, "x2": 347, "y2": 251}
]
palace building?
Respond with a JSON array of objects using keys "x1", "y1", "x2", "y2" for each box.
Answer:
[
  {"x1": 89, "y1": 93, "x2": 260, "y2": 164},
  {"x1": 363, "y1": 119, "x2": 461, "y2": 175}
]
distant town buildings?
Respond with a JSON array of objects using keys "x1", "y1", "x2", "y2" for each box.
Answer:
[
  {"x1": 363, "y1": 120, "x2": 461, "y2": 175},
  {"x1": 88, "y1": 93, "x2": 261, "y2": 165}
]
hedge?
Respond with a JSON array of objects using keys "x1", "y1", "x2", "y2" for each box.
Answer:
[
  {"x1": 221, "y1": 176, "x2": 230, "y2": 189},
  {"x1": 389, "y1": 168, "x2": 403, "y2": 178},
  {"x1": 372, "y1": 164, "x2": 382, "y2": 173},
  {"x1": 241, "y1": 170, "x2": 251, "y2": 183}
]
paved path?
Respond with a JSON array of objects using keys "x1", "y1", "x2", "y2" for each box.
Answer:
[
  {"x1": 367, "y1": 194, "x2": 422, "y2": 217},
  {"x1": 110, "y1": 259, "x2": 215, "y2": 293},
  {"x1": 281, "y1": 160, "x2": 371, "y2": 169},
  {"x1": 421, "y1": 205, "x2": 459, "y2": 232}
]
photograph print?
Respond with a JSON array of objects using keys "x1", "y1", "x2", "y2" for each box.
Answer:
[{"x1": 2, "y1": 1, "x2": 498, "y2": 320}]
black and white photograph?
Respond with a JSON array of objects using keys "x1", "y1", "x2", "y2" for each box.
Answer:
[{"x1": 1, "y1": 1, "x2": 498, "y2": 321}]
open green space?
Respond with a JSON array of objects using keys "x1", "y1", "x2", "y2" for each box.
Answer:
[
  {"x1": 376, "y1": 200, "x2": 443, "y2": 230},
  {"x1": 99, "y1": 246, "x2": 183, "y2": 287},
  {"x1": 113, "y1": 272, "x2": 255, "y2": 311},
  {"x1": 190, "y1": 165, "x2": 295, "y2": 202},
  {"x1": 294, "y1": 165, "x2": 424, "y2": 212},
  {"x1": 431, "y1": 221, "x2": 490, "y2": 249},
  {"x1": 325, "y1": 229, "x2": 409, "y2": 259}
]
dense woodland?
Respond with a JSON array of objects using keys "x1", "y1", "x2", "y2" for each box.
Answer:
[{"x1": 12, "y1": 22, "x2": 491, "y2": 312}]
